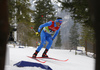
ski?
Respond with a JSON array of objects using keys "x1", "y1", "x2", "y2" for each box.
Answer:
[
  {"x1": 36, "y1": 57, "x2": 69, "y2": 62},
  {"x1": 27, "y1": 56, "x2": 46, "y2": 63}
]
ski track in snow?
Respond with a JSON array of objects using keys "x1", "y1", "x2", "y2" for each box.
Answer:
[{"x1": 5, "y1": 47, "x2": 95, "y2": 70}]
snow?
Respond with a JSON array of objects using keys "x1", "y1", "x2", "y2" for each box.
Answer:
[{"x1": 5, "y1": 46, "x2": 95, "y2": 70}]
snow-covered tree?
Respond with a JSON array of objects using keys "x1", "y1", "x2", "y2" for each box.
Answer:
[{"x1": 69, "y1": 23, "x2": 79, "y2": 51}]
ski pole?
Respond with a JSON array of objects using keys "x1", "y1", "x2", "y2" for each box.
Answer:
[
  {"x1": 31, "y1": 27, "x2": 39, "y2": 36},
  {"x1": 33, "y1": 29, "x2": 36, "y2": 33},
  {"x1": 31, "y1": 27, "x2": 36, "y2": 33}
]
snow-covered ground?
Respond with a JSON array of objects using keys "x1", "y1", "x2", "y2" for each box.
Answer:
[{"x1": 5, "y1": 46, "x2": 95, "y2": 70}]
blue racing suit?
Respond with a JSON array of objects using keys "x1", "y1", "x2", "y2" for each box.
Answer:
[{"x1": 36, "y1": 21, "x2": 61, "y2": 52}]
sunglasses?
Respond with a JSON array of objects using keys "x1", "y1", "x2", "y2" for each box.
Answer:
[
  {"x1": 56, "y1": 19, "x2": 62, "y2": 24},
  {"x1": 59, "y1": 20, "x2": 62, "y2": 24}
]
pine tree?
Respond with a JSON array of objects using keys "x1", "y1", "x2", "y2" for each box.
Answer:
[
  {"x1": 69, "y1": 23, "x2": 79, "y2": 50},
  {"x1": 8, "y1": 0, "x2": 35, "y2": 45},
  {"x1": 55, "y1": 31, "x2": 62, "y2": 47},
  {"x1": 59, "y1": 0, "x2": 96, "y2": 56},
  {"x1": 79, "y1": 26, "x2": 95, "y2": 55},
  {"x1": 33, "y1": 0, "x2": 56, "y2": 31},
  {"x1": 8, "y1": 0, "x2": 34, "y2": 24},
  {"x1": 58, "y1": 0, "x2": 92, "y2": 28}
]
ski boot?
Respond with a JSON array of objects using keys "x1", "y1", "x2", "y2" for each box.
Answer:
[
  {"x1": 42, "y1": 49, "x2": 48, "y2": 57},
  {"x1": 32, "y1": 50, "x2": 38, "y2": 58}
]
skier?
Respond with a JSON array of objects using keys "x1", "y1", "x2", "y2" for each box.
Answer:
[{"x1": 32, "y1": 17, "x2": 62, "y2": 58}]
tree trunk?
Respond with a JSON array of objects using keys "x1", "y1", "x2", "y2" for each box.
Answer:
[
  {"x1": 93, "y1": 43, "x2": 96, "y2": 58},
  {"x1": 0, "y1": 0, "x2": 9, "y2": 70},
  {"x1": 87, "y1": 0, "x2": 100, "y2": 70},
  {"x1": 85, "y1": 40, "x2": 87, "y2": 55}
]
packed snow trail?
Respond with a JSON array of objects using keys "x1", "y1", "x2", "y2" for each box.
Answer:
[{"x1": 5, "y1": 47, "x2": 95, "y2": 70}]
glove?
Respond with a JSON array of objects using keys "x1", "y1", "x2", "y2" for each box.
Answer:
[{"x1": 35, "y1": 32, "x2": 40, "y2": 36}]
